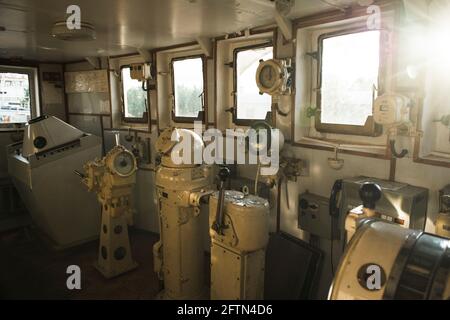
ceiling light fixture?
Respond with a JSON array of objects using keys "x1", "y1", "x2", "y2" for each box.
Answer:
[{"x1": 51, "y1": 21, "x2": 96, "y2": 41}]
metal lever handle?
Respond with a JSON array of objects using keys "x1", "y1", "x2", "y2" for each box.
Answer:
[
  {"x1": 359, "y1": 183, "x2": 382, "y2": 211},
  {"x1": 74, "y1": 170, "x2": 86, "y2": 179},
  {"x1": 212, "y1": 167, "x2": 231, "y2": 235},
  {"x1": 113, "y1": 131, "x2": 121, "y2": 146}
]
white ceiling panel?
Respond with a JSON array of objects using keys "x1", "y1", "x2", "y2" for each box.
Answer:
[{"x1": 0, "y1": 0, "x2": 351, "y2": 62}]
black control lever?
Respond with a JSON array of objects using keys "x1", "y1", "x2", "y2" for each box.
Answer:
[
  {"x1": 359, "y1": 183, "x2": 382, "y2": 211},
  {"x1": 74, "y1": 170, "x2": 86, "y2": 179},
  {"x1": 212, "y1": 167, "x2": 231, "y2": 235}
]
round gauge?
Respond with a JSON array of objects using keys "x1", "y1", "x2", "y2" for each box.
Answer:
[
  {"x1": 113, "y1": 151, "x2": 136, "y2": 177},
  {"x1": 256, "y1": 59, "x2": 285, "y2": 96},
  {"x1": 258, "y1": 65, "x2": 277, "y2": 89}
]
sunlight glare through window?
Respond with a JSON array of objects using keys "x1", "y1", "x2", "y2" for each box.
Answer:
[{"x1": 321, "y1": 31, "x2": 380, "y2": 126}]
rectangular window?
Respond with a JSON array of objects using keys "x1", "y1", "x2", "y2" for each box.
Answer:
[
  {"x1": 121, "y1": 66, "x2": 148, "y2": 123},
  {"x1": 0, "y1": 72, "x2": 32, "y2": 124},
  {"x1": 234, "y1": 45, "x2": 273, "y2": 125},
  {"x1": 172, "y1": 56, "x2": 205, "y2": 122},
  {"x1": 316, "y1": 30, "x2": 381, "y2": 135}
]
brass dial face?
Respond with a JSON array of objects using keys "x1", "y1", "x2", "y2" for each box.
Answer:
[
  {"x1": 258, "y1": 65, "x2": 277, "y2": 89},
  {"x1": 113, "y1": 151, "x2": 135, "y2": 176}
]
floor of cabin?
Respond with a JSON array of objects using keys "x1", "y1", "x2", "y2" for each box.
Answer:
[{"x1": 0, "y1": 226, "x2": 176, "y2": 300}]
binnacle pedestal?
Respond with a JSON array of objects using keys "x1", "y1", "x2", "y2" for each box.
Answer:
[
  {"x1": 80, "y1": 145, "x2": 138, "y2": 279},
  {"x1": 153, "y1": 128, "x2": 214, "y2": 300}
]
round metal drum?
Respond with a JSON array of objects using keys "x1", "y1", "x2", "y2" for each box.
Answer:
[
  {"x1": 209, "y1": 191, "x2": 269, "y2": 252},
  {"x1": 329, "y1": 219, "x2": 412, "y2": 300},
  {"x1": 329, "y1": 219, "x2": 450, "y2": 300}
]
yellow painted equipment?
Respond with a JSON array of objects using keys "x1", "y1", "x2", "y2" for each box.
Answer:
[
  {"x1": 153, "y1": 128, "x2": 213, "y2": 300},
  {"x1": 345, "y1": 183, "x2": 382, "y2": 243},
  {"x1": 331, "y1": 183, "x2": 450, "y2": 300},
  {"x1": 80, "y1": 144, "x2": 138, "y2": 278},
  {"x1": 209, "y1": 190, "x2": 269, "y2": 300},
  {"x1": 436, "y1": 213, "x2": 450, "y2": 238},
  {"x1": 330, "y1": 219, "x2": 450, "y2": 300},
  {"x1": 256, "y1": 58, "x2": 293, "y2": 96}
]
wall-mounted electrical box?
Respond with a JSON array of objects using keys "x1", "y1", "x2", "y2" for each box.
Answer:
[
  {"x1": 340, "y1": 177, "x2": 428, "y2": 232},
  {"x1": 130, "y1": 63, "x2": 152, "y2": 81},
  {"x1": 373, "y1": 93, "x2": 411, "y2": 126},
  {"x1": 298, "y1": 192, "x2": 334, "y2": 240}
]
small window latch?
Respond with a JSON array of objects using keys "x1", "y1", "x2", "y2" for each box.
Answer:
[
  {"x1": 225, "y1": 107, "x2": 235, "y2": 114},
  {"x1": 306, "y1": 51, "x2": 319, "y2": 60}
]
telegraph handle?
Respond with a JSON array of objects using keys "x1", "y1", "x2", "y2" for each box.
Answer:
[{"x1": 212, "y1": 167, "x2": 231, "y2": 235}]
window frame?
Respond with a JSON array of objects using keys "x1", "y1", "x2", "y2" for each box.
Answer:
[
  {"x1": 170, "y1": 54, "x2": 206, "y2": 123},
  {"x1": 232, "y1": 42, "x2": 274, "y2": 127},
  {"x1": 119, "y1": 64, "x2": 149, "y2": 124},
  {"x1": 0, "y1": 65, "x2": 40, "y2": 126},
  {"x1": 315, "y1": 27, "x2": 384, "y2": 137}
]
